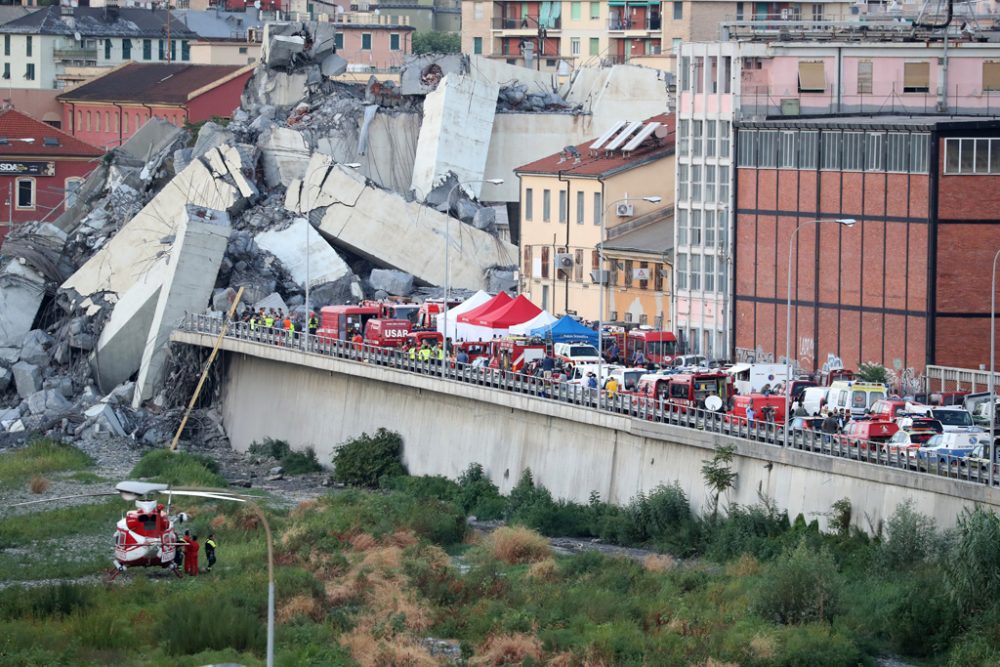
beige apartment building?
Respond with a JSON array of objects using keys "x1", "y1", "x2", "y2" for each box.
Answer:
[
  {"x1": 462, "y1": 0, "x2": 853, "y2": 71},
  {"x1": 515, "y1": 114, "x2": 675, "y2": 326}
]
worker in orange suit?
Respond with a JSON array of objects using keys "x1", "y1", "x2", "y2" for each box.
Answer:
[{"x1": 183, "y1": 531, "x2": 200, "y2": 577}]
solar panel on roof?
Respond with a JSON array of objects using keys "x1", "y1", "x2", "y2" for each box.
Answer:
[
  {"x1": 622, "y1": 122, "x2": 660, "y2": 152},
  {"x1": 589, "y1": 120, "x2": 628, "y2": 152},
  {"x1": 605, "y1": 121, "x2": 644, "y2": 151}
]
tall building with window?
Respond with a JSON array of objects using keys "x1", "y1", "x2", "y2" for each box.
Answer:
[
  {"x1": 515, "y1": 114, "x2": 675, "y2": 324},
  {"x1": 676, "y1": 26, "x2": 1000, "y2": 359},
  {"x1": 733, "y1": 116, "x2": 1000, "y2": 375}
]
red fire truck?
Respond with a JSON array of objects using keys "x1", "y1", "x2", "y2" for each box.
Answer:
[
  {"x1": 626, "y1": 329, "x2": 678, "y2": 365},
  {"x1": 317, "y1": 305, "x2": 381, "y2": 341},
  {"x1": 634, "y1": 371, "x2": 730, "y2": 412},
  {"x1": 415, "y1": 298, "x2": 464, "y2": 330},
  {"x1": 363, "y1": 318, "x2": 412, "y2": 348},
  {"x1": 492, "y1": 337, "x2": 546, "y2": 372}
]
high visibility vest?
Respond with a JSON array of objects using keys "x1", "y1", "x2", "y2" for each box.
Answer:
[
  {"x1": 288, "y1": 322, "x2": 295, "y2": 332},
  {"x1": 250, "y1": 318, "x2": 257, "y2": 330},
  {"x1": 264, "y1": 317, "x2": 274, "y2": 327},
  {"x1": 309, "y1": 317, "x2": 318, "y2": 329},
  {"x1": 409, "y1": 348, "x2": 416, "y2": 360},
  {"x1": 418, "y1": 348, "x2": 431, "y2": 361},
  {"x1": 436, "y1": 348, "x2": 444, "y2": 360}
]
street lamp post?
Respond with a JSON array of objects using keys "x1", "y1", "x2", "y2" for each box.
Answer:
[
  {"x1": 784, "y1": 217, "x2": 856, "y2": 448},
  {"x1": 597, "y1": 195, "x2": 662, "y2": 384},
  {"x1": 441, "y1": 178, "x2": 504, "y2": 376},
  {"x1": 989, "y1": 247, "x2": 1000, "y2": 488}
]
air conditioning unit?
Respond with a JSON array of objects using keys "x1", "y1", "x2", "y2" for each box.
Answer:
[
  {"x1": 555, "y1": 253, "x2": 575, "y2": 274},
  {"x1": 616, "y1": 203, "x2": 635, "y2": 217},
  {"x1": 590, "y1": 269, "x2": 609, "y2": 285}
]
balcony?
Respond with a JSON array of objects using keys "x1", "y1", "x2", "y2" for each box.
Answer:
[
  {"x1": 607, "y1": 16, "x2": 661, "y2": 32},
  {"x1": 491, "y1": 16, "x2": 560, "y2": 32},
  {"x1": 53, "y1": 48, "x2": 98, "y2": 61}
]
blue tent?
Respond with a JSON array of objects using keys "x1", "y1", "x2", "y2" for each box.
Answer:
[{"x1": 531, "y1": 315, "x2": 598, "y2": 345}]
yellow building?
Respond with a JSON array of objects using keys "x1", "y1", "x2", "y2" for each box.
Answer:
[{"x1": 515, "y1": 113, "x2": 674, "y2": 327}]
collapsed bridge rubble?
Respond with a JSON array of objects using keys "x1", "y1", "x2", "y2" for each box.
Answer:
[{"x1": 0, "y1": 18, "x2": 670, "y2": 449}]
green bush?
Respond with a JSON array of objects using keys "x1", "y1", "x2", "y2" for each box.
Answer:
[
  {"x1": 157, "y1": 587, "x2": 263, "y2": 656},
  {"x1": 504, "y1": 469, "x2": 592, "y2": 536},
  {"x1": 411, "y1": 31, "x2": 461, "y2": 54},
  {"x1": 0, "y1": 439, "x2": 93, "y2": 486},
  {"x1": 947, "y1": 506, "x2": 1000, "y2": 615},
  {"x1": 331, "y1": 428, "x2": 407, "y2": 487},
  {"x1": 281, "y1": 448, "x2": 323, "y2": 475},
  {"x1": 771, "y1": 623, "x2": 864, "y2": 667},
  {"x1": 457, "y1": 463, "x2": 506, "y2": 520},
  {"x1": 753, "y1": 538, "x2": 841, "y2": 625},
  {"x1": 382, "y1": 474, "x2": 461, "y2": 503},
  {"x1": 705, "y1": 502, "x2": 792, "y2": 562},
  {"x1": 877, "y1": 571, "x2": 958, "y2": 657},
  {"x1": 0, "y1": 584, "x2": 94, "y2": 620},
  {"x1": 878, "y1": 499, "x2": 942, "y2": 571},
  {"x1": 129, "y1": 450, "x2": 227, "y2": 488},
  {"x1": 247, "y1": 437, "x2": 291, "y2": 461}
]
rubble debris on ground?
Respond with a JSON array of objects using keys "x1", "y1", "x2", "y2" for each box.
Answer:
[{"x1": 0, "y1": 23, "x2": 666, "y2": 449}]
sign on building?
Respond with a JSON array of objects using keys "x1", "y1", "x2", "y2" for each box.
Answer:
[{"x1": 0, "y1": 161, "x2": 56, "y2": 176}]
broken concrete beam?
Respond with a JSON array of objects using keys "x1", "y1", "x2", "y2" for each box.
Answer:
[
  {"x1": 83, "y1": 401, "x2": 126, "y2": 437},
  {"x1": 133, "y1": 206, "x2": 232, "y2": 407},
  {"x1": 12, "y1": 361, "x2": 42, "y2": 399},
  {"x1": 63, "y1": 154, "x2": 243, "y2": 298},
  {"x1": 411, "y1": 73, "x2": 499, "y2": 200},
  {"x1": 369, "y1": 269, "x2": 414, "y2": 297},
  {"x1": 206, "y1": 144, "x2": 259, "y2": 200},
  {"x1": 26, "y1": 388, "x2": 71, "y2": 416},
  {"x1": 0, "y1": 261, "x2": 46, "y2": 348},
  {"x1": 212, "y1": 287, "x2": 237, "y2": 312},
  {"x1": 119, "y1": 118, "x2": 186, "y2": 162},
  {"x1": 472, "y1": 206, "x2": 496, "y2": 231},
  {"x1": 308, "y1": 166, "x2": 517, "y2": 290},
  {"x1": 19, "y1": 329, "x2": 54, "y2": 367},
  {"x1": 253, "y1": 292, "x2": 289, "y2": 315},
  {"x1": 264, "y1": 34, "x2": 306, "y2": 69},
  {"x1": 0, "y1": 347, "x2": 18, "y2": 367},
  {"x1": 258, "y1": 126, "x2": 312, "y2": 188},
  {"x1": 245, "y1": 69, "x2": 308, "y2": 113},
  {"x1": 254, "y1": 217, "x2": 354, "y2": 290},
  {"x1": 284, "y1": 153, "x2": 343, "y2": 213},
  {"x1": 321, "y1": 53, "x2": 348, "y2": 78},
  {"x1": 399, "y1": 54, "x2": 469, "y2": 96}
]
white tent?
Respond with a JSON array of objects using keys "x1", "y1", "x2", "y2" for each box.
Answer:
[
  {"x1": 508, "y1": 309, "x2": 558, "y2": 336},
  {"x1": 437, "y1": 290, "x2": 491, "y2": 338}
]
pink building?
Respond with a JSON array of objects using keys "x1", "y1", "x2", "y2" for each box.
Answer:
[
  {"x1": 57, "y1": 62, "x2": 254, "y2": 150},
  {"x1": 333, "y1": 17, "x2": 415, "y2": 71}
]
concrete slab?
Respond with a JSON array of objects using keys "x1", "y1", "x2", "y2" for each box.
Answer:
[
  {"x1": 133, "y1": 206, "x2": 232, "y2": 406},
  {"x1": 313, "y1": 166, "x2": 517, "y2": 290},
  {"x1": 313, "y1": 112, "x2": 420, "y2": 195},
  {"x1": 410, "y1": 74, "x2": 499, "y2": 200},
  {"x1": 258, "y1": 126, "x2": 311, "y2": 188},
  {"x1": 62, "y1": 155, "x2": 243, "y2": 298},
  {"x1": 11, "y1": 361, "x2": 41, "y2": 398},
  {"x1": 83, "y1": 401, "x2": 126, "y2": 436},
  {"x1": 399, "y1": 54, "x2": 468, "y2": 96},
  {"x1": 119, "y1": 118, "x2": 185, "y2": 162},
  {"x1": 264, "y1": 34, "x2": 305, "y2": 68},
  {"x1": 0, "y1": 261, "x2": 45, "y2": 348},
  {"x1": 206, "y1": 143, "x2": 259, "y2": 200},
  {"x1": 254, "y1": 217, "x2": 353, "y2": 289}
]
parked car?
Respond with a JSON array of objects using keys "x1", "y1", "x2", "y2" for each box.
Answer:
[
  {"x1": 913, "y1": 431, "x2": 986, "y2": 466},
  {"x1": 784, "y1": 416, "x2": 824, "y2": 439},
  {"x1": 885, "y1": 429, "x2": 936, "y2": 458},
  {"x1": 964, "y1": 442, "x2": 1000, "y2": 479},
  {"x1": 905, "y1": 405, "x2": 977, "y2": 433},
  {"x1": 868, "y1": 399, "x2": 908, "y2": 422},
  {"x1": 839, "y1": 419, "x2": 899, "y2": 454},
  {"x1": 606, "y1": 367, "x2": 647, "y2": 393},
  {"x1": 894, "y1": 416, "x2": 944, "y2": 434},
  {"x1": 800, "y1": 386, "x2": 829, "y2": 417}
]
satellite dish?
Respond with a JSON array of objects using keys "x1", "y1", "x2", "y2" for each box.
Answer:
[
  {"x1": 706, "y1": 395, "x2": 724, "y2": 412},
  {"x1": 254, "y1": 0, "x2": 260, "y2": 8}
]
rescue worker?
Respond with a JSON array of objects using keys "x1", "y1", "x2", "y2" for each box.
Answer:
[
  {"x1": 605, "y1": 376, "x2": 619, "y2": 397},
  {"x1": 351, "y1": 329, "x2": 364, "y2": 353},
  {"x1": 205, "y1": 533, "x2": 217, "y2": 572},
  {"x1": 745, "y1": 403, "x2": 756, "y2": 428},
  {"x1": 308, "y1": 312, "x2": 319, "y2": 336},
  {"x1": 433, "y1": 342, "x2": 445, "y2": 364},
  {"x1": 263, "y1": 310, "x2": 275, "y2": 329},
  {"x1": 408, "y1": 343, "x2": 417, "y2": 361},
  {"x1": 418, "y1": 342, "x2": 432, "y2": 362},
  {"x1": 183, "y1": 530, "x2": 199, "y2": 576}
]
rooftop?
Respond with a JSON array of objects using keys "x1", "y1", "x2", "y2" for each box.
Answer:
[
  {"x1": 0, "y1": 6, "x2": 31, "y2": 26},
  {"x1": 515, "y1": 113, "x2": 675, "y2": 178},
  {"x1": 603, "y1": 213, "x2": 674, "y2": 257},
  {"x1": 170, "y1": 9, "x2": 262, "y2": 40},
  {"x1": 0, "y1": 6, "x2": 198, "y2": 38},
  {"x1": 57, "y1": 63, "x2": 252, "y2": 105},
  {"x1": 737, "y1": 115, "x2": 1000, "y2": 131},
  {"x1": 0, "y1": 109, "x2": 103, "y2": 158}
]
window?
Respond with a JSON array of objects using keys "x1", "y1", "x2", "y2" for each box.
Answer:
[
  {"x1": 558, "y1": 190, "x2": 567, "y2": 223},
  {"x1": 576, "y1": 190, "x2": 584, "y2": 224},
  {"x1": 903, "y1": 62, "x2": 930, "y2": 93},
  {"x1": 170, "y1": 40, "x2": 176, "y2": 61},
  {"x1": 624, "y1": 260, "x2": 633, "y2": 287},
  {"x1": 181, "y1": 40, "x2": 190, "y2": 61},
  {"x1": 718, "y1": 165, "x2": 729, "y2": 204},
  {"x1": 673, "y1": 1, "x2": 683, "y2": 19},
  {"x1": 911, "y1": 133, "x2": 929, "y2": 173},
  {"x1": 524, "y1": 245, "x2": 533, "y2": 277},
  {"x1": 123, "y1": 111, "x2": 128, "y2": 134},
  {"x1": 593, "y1": 192, "x2": 601, "y2": 226},
  {"x1": 677, "y1": 118, "x2": 689, "y2": 156},
  {"x1": 676, "y1": 253, "x2": 687, "y2": 289},
  {"x1": 15, "y1": 177, "x2": 34, "y2": 209},
  {"x1": 737, "y1": 129, "x2": 755, "y2": 167},
  {"x1": 541, "y1": 246, "x2": 550, "y2": 278},
  {"x1": 1, "y1": 64, "x2": 7, "y2": 80},
  {"x1": 589, "y1": 37, "x2": 599, "y2": 56},
  {"x1": 239, "y1": 46, "x2": 248, "y2": 54},
  {"x1": 389, "y1": 34, "x2": 400, "y2": 51},
  {"x1": 158, "y1": 39, "x2": 164, "y2": 60},
  {"x1": 672, "y1": 37, "x2": 682, "y2": 55},
  {"x1": 104, "y1": 38, "x2": 111, "y2": 60},
  {"x1": 843, "y1": 131, "x2": 865, "y2": 171},
  {"x1": 678, "y1": 164, "x2": 688, "y2": 201},
  {"x1": 590, "y1": 1, "x2": 599, "y2": 18},
  {"x1": 680, "y1": 56, "x2": 690, "y2": 91},
  {"x1": 524, "y1": 188, "x2": 534, "y2": 220},
  {"x1": 705, "y1": 120, "x2": 716, "y2": 157},
  {"x1": 736, "y1": 1, "x2": 744, "y2": 19},
  {"x1": 691, "y1": 120, "x2": 702, "y2": 156},
  {"x1": 704, "y1": 255, "x2": 715, "y2": 292},
  {"x1": 574, "y1": 249, "x2": 584, "y2": 281},
  {"x1": 571, "y1": 38, "x2": 580, "y2": 55},
  {"x1": 473, "y1": 37, "x2": 482, "y2": 54},
  {"x1": 677, "y1": 208, "x2": 688, "y2": 245},
  {"x1": 143, "y1": 39, "x2": 151, "y2": 60},
  {"x1": 543, "y1": 189, "x2": 551, "y2": 222},
  {"x1": 886, "y1": 133, "x2": 909, "y2": 172},
  {"x1": 25, "y1": 35, "x2": 31, "y2": 58},
  {"x1": 821, "y1": 131, "x2": 840, "y2": 170},
  {"x1": 800, "y1": 131, "x2": 818, "y2": 169},
  {"x1": 722, "y1": 56, "x2": 732, "y2": 93},
  {"x1": 690, "y1": 254, "x2": 701, "y2": 290},
  {"x1": 691, "y1": 209, "x2": 702, "y2": 245},
  {"x1": 798, "y1": 61, "x2": 825, "y2": 92},
  {"x1": 704, "y1": 209, "x2": 715, "y2": 246},
  {"x1": 64, "y1": 177, "x2": 83, "y2": 209},
  {"x1": 473, "y1": 1, "x2": 484, "y2": 19},
  {"x1": 335, "y1": 33, "x2": 344, "y2": 49},
  {"x1": 984, "y1": 62, "x2": 1000, "y2": 92},
  {"x1": 944, "y1": 138, "x2": 1000, "y2": 174},
  {"x1": 758, "y1": 130, "x2": 777, "y2": 168},
  {"x1": 705, "y1": 164, "x2": 716, "y2": 201},
  {"x1": 654, "y1": 262, "x2": 664, "y2": 291},
  {"x1": 812, "y1": 3, "x2": 823, "y2": 20},
  {"x1": 123, "y1": 39, "x2": 132, "y2": 59},
  {"x1": 25, "y1": 63, "x2": 34, "y2": 81},
  {"x1": 104, "y1": 111, "x2": 110, "y2": 132},
  {"x1": 3, "y1": 35, "x2": 7, "y2": 57},
  {"x1": 571, "y1": 1, "x2": 581, "y2": 19},
  {"x1": 361, "y1": 34, "x2": 372, "y2": 50},
  {"x1": 779, "y1": 130, "x2": 797, "y2": 168},
  {"x1": 857, "y1": 60, "x2": 873, "y2": 94},
  {"x1": 867, "y1": 132, "x2": 884, "y2": 171},
  {"x1": 691, "y1": 165, "x2": 701, "y2": 201}
]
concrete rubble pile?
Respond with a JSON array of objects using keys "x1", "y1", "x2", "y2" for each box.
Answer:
[{"x1": 0, "y1": 20, "x2": 670, "y2": 448}]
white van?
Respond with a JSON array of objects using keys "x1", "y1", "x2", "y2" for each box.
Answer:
[
  {"x1": 727, "y1": 363, "x2": 789, "y2": 395},
  {"x1": 800, "y1": 386, "x2": 829, "y2": 417},
  {"x1": 554, "y1": 342, "x2": 602, "y2": 364},
  {"x1": 824, "y1": 381, "x2": 887, "y2": 417}
]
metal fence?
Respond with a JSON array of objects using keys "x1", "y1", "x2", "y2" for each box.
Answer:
[{"x1": 179, "y1": 314, "x2": 999, "y2": 489}]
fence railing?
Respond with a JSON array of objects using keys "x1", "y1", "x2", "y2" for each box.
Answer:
[{"x1": 178, "y1": 313, "x2": 1000, "y2": 489}]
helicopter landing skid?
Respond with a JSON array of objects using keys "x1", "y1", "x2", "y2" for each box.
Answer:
[{"x1": 107, "y1": 562, "x2": 126, "y2": 582}]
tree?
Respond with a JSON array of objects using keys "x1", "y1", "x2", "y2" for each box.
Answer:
[
  {"x1": 411, "y1": 31, "x2": 462, "y2": 55},
  {"x1": 857, "y1": 362, "x2": 889, "y2": 385},
  {"x1": 701, "y1": 444, "x2": 737, "y2": 520}
]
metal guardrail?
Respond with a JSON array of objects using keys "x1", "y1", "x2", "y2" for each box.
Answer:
[{"x1": 178, "y1": 314, "x2": 1000, "y2": 490}]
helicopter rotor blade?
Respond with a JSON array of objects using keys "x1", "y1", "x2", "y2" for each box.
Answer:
[
  {"x1": 165, "y1": 490, "x2": 248, "y2": 503},
  {"x1": 8, "y1": 491, "x2": 120, "y2": 508}
]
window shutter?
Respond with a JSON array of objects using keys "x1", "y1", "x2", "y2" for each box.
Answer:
[{"x1": 798, "y1": 61, "x2": 825, "y2": 92}]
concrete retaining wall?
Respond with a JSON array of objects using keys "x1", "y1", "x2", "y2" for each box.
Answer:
[{"x1": 173, "y1": 331, "x2": 1000, "y2": 532}]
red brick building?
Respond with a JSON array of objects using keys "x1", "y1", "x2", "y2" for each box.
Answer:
[
  {"x1": 733, "y1": 116, "x2": 1000, "y2": 376},
  {"x1": 57, "y1": 63, "x2": 254, "y2": 150},
  {"x1": 0, "y1": 109, "x2": 102, "y2": 242}
]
